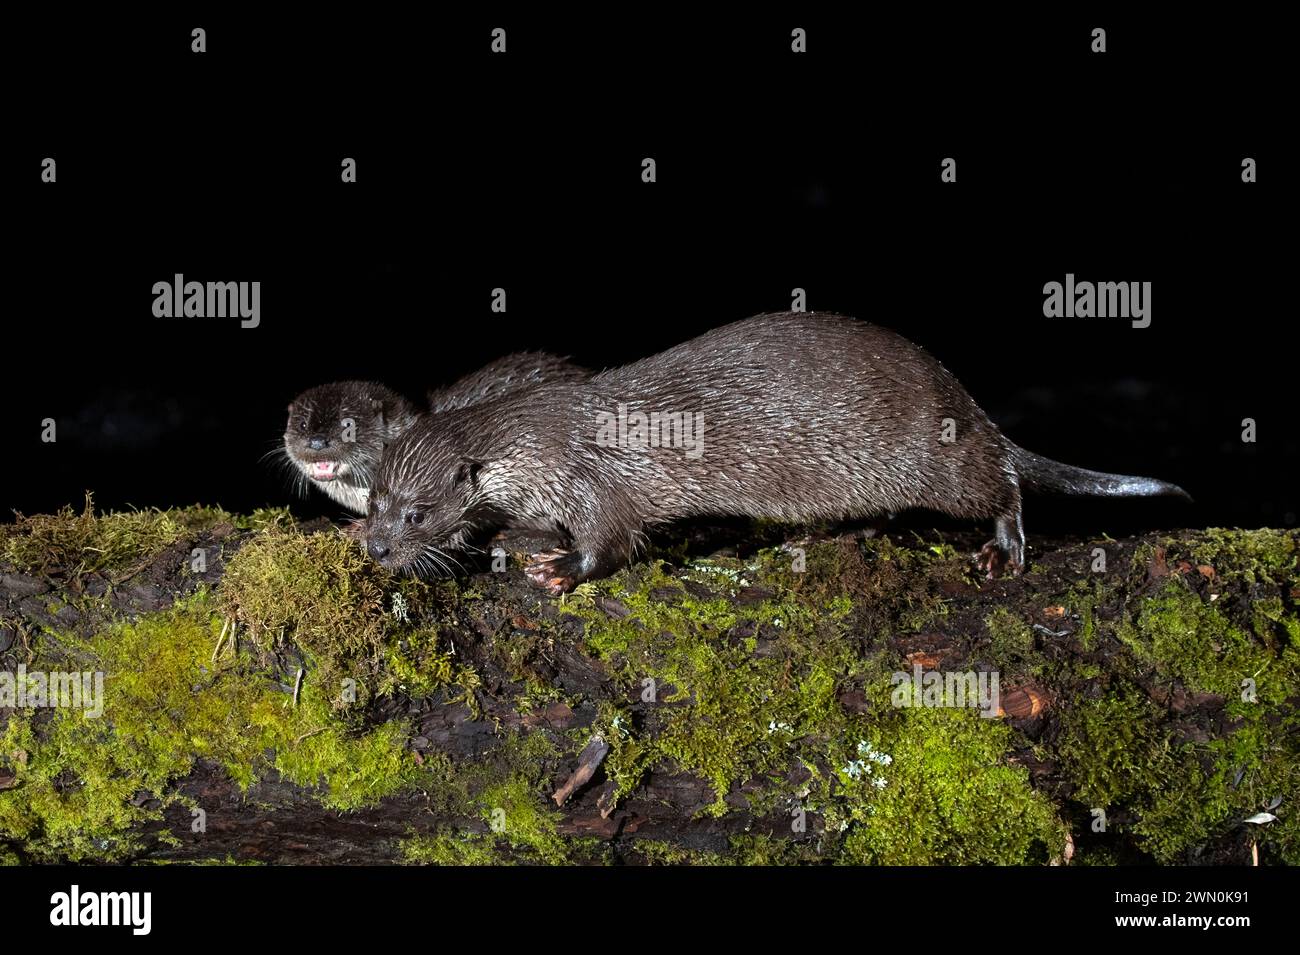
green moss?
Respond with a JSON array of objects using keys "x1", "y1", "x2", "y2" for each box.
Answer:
[
  {"x1": 571, "y1": 559, "x2": 859, "y2": 816},
  {"x1": 401, "y1": 831, "x2": 504, "y2": 865},
  {"x1": 1073, "y1": 845, "x2": 1122, "y2": 865},
  {"x1": 263, "y1": 691, "x2": 420, "y2": 811},
  {"x1": 400, "y1": 732, "x2": 580, "y2": 866},
  {"x1": 477, "y1": 774, "x2": 569, "y2": 864},
  {"x1": 0, "y1": 592, "x2": 421, "y2": 861},
  {"x1": 984, "y1": 607, "x2": 1040, "y2": 675},
  {"x1": 0, "y1": 494, "x2": 235, "y2": 576},
  {"x1": 218, "y1": 528, "x2": 389, "y2": 708},
  {"x1": 1066, "y1": 578, "x2": 1113, "y2": 652},
  {"x1": 218, "y1": 528, "x2": 476, "y2": 716},
  {"x1": 1052, "y1": 531, "x2": 1300, "y2": 861},
  {"x1": 1057, "y1": 688, "x2": 1171, "y2": 807},
  {"x1": 0, "y1": 600, "x2": 265, "y2": 861},
  {"x1": 825, "y1": 699, "x2": 1065, "y2": 865},
  {"x1": 728, "y1": 833, "x2": 813, "y2": 865},
  {"x1": 754, "y1": 536, "x2": 959, "y2": 636},
  {"x1": 232, "y1": 507, "x2": 294, "y2": 532},
  {"x1": 1190, "y1": 528, "x2": 1298, "y2": 587},
  {"x1": 1056, "y1": 677, "x2": 1300, "y2": 863},
  {"x1": 381, "y1": 626, "x2": 480, "y2": 711},
  {"x1": 1121, "y1": 579, "x2": 1274, "y2": 699},
  {"x1": 624, "y1": 839, "x2": 725, "y2": 865},
  {"x1": 566, "y1": 547, "x2": 1061, "y2": 866}
]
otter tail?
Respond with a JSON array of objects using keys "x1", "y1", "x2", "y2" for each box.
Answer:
[{"x1": 1009, "y1": 446, "x2": 1192, "y2": 502}]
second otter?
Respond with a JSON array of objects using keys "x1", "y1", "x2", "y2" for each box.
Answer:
[{"x1": 282, "y1": 352, "x2": 585, "y2": 513}]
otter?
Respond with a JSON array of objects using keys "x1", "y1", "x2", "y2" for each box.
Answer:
[
  {"x1": 282, "y1": 381, "x2": 418, "y2": 514},
  {"x1": 427, "y1": 351, "x2": 587, "y2": 413},
  {"x1": 281, "y1": 352, "x2": 586, "y2": 513},
  {"x1": 361, "y1": 312, "x2": 1190, "y2": 593}
]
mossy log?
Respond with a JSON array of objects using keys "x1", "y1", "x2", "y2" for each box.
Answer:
[{"x1": 1, "y1": 501, "x2": 1297, "y2": 865}]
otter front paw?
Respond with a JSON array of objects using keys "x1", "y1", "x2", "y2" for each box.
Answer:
[
  {"x1": 976, "y1": 541, "x2": 1023, "y2": 580},
  {"x1": 525, "y1": 549, "x2": 581, "y2": 595}
]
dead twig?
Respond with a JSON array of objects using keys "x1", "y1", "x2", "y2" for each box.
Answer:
[{"x1": 552, "y1": 735, "x2": 609, "y2": 806}]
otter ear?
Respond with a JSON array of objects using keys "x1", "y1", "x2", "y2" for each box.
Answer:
[{"x1": 453, "y1": 459, "x2": 482, "y2": 488}]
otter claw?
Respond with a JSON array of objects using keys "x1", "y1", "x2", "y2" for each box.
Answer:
[
  {"x1": 976, "y1": 541, "x2": 1022, "y2": 580},
  {"x1": 525, "y1": 549, "x2": 577, "y2": 595}
]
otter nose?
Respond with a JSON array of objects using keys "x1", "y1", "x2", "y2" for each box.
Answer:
[
  {"x1": 368, "y1": 541, "x2": 390, "y2": 562},
  {"x1": 308, "y1": 435, "x2": 329, "y2": 451}
]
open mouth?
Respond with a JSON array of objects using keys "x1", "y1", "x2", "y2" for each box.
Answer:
[{"x1": 308, "y1": 461, "x2": 339, "y2": 481}]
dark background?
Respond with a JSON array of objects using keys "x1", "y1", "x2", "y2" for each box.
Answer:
[{"x1": 5, "y1": 11, "x2": 1292, "y2": 538}]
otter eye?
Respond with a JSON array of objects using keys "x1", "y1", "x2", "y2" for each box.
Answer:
[
  {"x1": 298, "y1": 421, "x2": 308, "y2": 433},
  {"x1": 407, "y1": 511, "x2": 425, "y2": 526}
]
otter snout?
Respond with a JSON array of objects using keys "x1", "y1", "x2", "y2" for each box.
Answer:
[{"x1": 361, "y1": 511, "x2": 410, "y2": 570}]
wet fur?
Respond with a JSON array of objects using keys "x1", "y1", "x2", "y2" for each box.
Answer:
[
  {"x1": 364, "y1": 312, "x2": 1190, "y2": 591},
  {"x1": 281, "y1": 353, "x2": 587, "y2": 513},
  {"x1": 282, "y1": 381, "x2": 418, "y2": 513},
  {"x1": 428, "y1": 351, "x2": 587, "y2": 413}
]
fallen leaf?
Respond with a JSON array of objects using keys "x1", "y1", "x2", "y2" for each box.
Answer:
[
  {"x1": 1148, "y1": 547, "x2": 1169, "y2": 578},
  {"x1": 1243, "y1": 812, "x2": 1277, "y2": 825}
]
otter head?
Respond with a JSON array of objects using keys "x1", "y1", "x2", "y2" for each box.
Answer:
[
  {"x1": 283, "y1": 382, "x2": 416, "y2": 494},
  {"x1": 361, "y1": 421, "x2": 484, "y2": 575}
]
